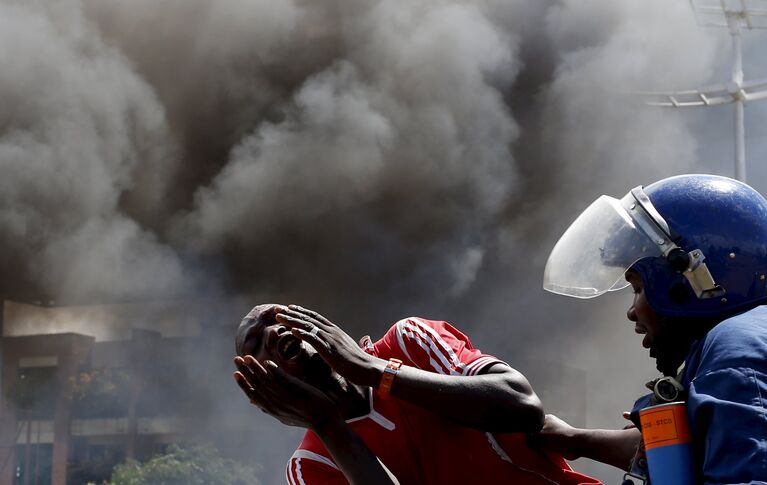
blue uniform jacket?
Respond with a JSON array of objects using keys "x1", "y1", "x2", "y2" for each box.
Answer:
[
  {"x1": 681, "y1": 306, "x2": 767, "y2": 484},
  {"x1": 633, "y1": 306, "x2": 767, "y2": 484}
]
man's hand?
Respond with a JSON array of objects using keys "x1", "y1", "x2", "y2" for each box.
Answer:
[
  {"x1": 275, "y1": 305, "x2": 385, "y2": 387},
  {"x1": 235, "y1": 356, "x2": 400, "y2": 485},
  {"x1": 234, "y1": 355, "x2": 341, "y2": 429}
]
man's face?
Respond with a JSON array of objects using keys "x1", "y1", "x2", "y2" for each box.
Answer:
[
  {"x1": 236, "y1": 304, "x2": 326, "y2": 381},
  {"x1": 626, "y1": 271, "x2": 661, "y2": 349}
]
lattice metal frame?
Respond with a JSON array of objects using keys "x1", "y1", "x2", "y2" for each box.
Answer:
[
  {"x1": 634, "y1": 1, "x2": 767, "y2": 181},
  {"x1": 690, "y1": 0, "x2": 767, "y2": 30}
]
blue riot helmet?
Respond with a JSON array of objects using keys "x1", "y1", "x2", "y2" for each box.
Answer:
[{"x1": 544, "y1": 174, "x2": 767, "y2": 319}]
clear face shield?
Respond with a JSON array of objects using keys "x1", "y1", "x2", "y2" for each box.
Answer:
[{"x1": 543, "y1": 187, "x2": 722, "y2": 299}]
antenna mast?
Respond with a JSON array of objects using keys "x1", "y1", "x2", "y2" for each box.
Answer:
[{"x1": 640, "y1": 0, "x2": 767, "y2": 182}]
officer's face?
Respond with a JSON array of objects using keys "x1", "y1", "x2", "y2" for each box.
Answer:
[{"x1": 625, "y1": 271, "x2": 660, "y2": 349}]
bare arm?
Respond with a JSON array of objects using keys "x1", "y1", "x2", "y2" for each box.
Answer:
[
  {"x1": 312, "y1": 416, "x2": 400, "y2": 485},
  {"x1": 277, "y1": 306, "x2": 543, "y2": 433},
  {"x1": 532, "y1": 414, "x2": 640, "y2": 470},
  {"x1": 387, "y1": 363, "x2": 543, "y2": 432},
  {"x1": 234, "y1": 357, "x2": 399, "y2": 485}
]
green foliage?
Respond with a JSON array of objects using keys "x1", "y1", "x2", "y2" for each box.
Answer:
[{"x1": 101, "y1": 444, "x2": 258, "y2": 485}]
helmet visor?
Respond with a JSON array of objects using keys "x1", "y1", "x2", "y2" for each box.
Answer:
[{"x1": 543, "y1": 194, "x2": 664, "y2": 298}]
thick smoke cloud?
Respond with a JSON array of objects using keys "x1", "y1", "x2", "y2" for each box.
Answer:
[
  {"x1": 0, "y1": 0, "x2": 184, "y2": 301},
  {"x1": 0, "y1": 0, "x2": 718, "y2": 308},
  {"x1": 1, "y1": 0, "x2": 736, "y2": 481},
  {"x1": 174, "y1": 0, "x2": 520, "y2": 305}
]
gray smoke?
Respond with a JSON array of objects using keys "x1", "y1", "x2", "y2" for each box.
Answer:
[
  {"x1": 0, "y1": 0, "x2": 184, "y2": 301},
  {"x1": 168, "y1": 0, "x2": 523, "y2": 310},
  {"x1": 0, "y1": 0, "x2": 718, "y2": 305},
  {"x1": 1, "y1": 0, "x2": 743, "y2": 481}
]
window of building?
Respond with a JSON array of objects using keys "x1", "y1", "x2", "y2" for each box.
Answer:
[
  {"x1": 14, "y1": 443, "x2": 52, "y2": 485},
  {"x1": 14, "y1": 366, "x2": 57, "y2": 419},
  {"x1": 67, "y1": 441, "x2": 126, "y2": 485}
]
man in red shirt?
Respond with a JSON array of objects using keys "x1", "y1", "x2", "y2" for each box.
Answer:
[{"x1": 234, "y1": 304, "x2": 600, "y2": 485}]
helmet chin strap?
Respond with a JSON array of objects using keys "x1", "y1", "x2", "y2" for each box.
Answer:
[
  {"x1": 624, "y1": 187, "x2": 725, "y2": 299},
  {"x1": 651, "y1": 314, "x2": 720, "y2": 376},
  {"x1": 651, "y1": 316, "x2": 690, "y2": 376}
]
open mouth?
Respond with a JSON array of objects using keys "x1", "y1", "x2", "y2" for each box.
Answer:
[
  {"x1": 277, "y1": 334, "x2": 302, "y2": 361},
  {"x1": 634, "y1": 325, "x2": 646, "y2": 334}
]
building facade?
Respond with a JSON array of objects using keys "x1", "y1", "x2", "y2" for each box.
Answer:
[{"x1": 0, "y1": 329, "x2": 206, "y2": 485}]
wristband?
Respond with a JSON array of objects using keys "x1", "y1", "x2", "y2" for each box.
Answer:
[{"x1": 378, "y1": 358, "x2": 402, "y2": 400}]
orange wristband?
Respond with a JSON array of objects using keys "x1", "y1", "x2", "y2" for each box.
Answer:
[{"x1": 378, "y1": 358, "x2": 402, "y2": 400}]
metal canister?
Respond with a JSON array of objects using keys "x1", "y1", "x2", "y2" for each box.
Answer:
[{"x1": 638, "y1": 401, "x2": 696, "y2": 485}]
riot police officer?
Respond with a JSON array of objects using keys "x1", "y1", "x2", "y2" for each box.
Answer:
[{"x1": 537, "y1": 174, "x2": 767, "y2": 484}]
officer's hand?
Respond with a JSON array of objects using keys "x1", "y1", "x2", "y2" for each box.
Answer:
[
  {"x1": 275, "y1": 305, "x2": 385, "y2": 387},
  {"x1": 529, "y1": 414, "x2": 582, "y2": 460}
]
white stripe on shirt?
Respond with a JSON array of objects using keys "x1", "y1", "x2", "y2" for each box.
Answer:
[
  {"x1": 410, "y1": 318, "x2": 466, "y2": 370},
  {"x1": 288, "y1": 450, "x2": 340, "y2": 485},
  {"x1": 465, "y1": 356, "x2": 506, "y2": 376},
  {"x1": 285, "y1": 459, "x2": 296, "y2": 485},
  {"x1": 395, "y1": 322, "x2": 415, "y2": 363},
  {"x1": 397, "y1": 320, "x2": 462, "y2": 375},
  {"x1": 485, "y1": 433, "x2": 559, "y2": 485},
  {"x1": 398, "y1": 323, "x2": 450, "y2": 374},
  {"x1": 291, "y1": 450, "x2": 339, "y2": 470},
  {"x1": 295, "y1": 458, "x2": 306, "y2": 485}
]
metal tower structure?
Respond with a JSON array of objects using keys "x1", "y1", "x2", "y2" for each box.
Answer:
[{"x1": 640, "y1": 0, "x2": 767, "y2": 182}]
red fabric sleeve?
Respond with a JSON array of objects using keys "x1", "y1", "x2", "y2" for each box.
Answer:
[
  {"x1": 285, "y1": 451, "x2": 348, "y2": 485},
  {"x1": 371, "y1": 317, "x2": 505, "y2": 376}
]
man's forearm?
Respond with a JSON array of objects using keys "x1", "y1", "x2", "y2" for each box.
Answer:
[
  {"x1": 312, "y1": 417, "x2": 399, "y2": 485},
  {"x1": 377, "y1": 364, "x2": 544, "y2": 433}
]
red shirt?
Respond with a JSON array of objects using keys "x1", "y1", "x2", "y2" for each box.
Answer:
[{"x1": 286, "y1": 317, "x2": 601, "y2": 485}]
